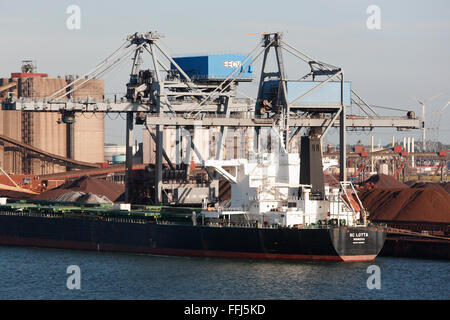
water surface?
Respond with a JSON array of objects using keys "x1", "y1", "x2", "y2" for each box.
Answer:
[{"x1": 0, "y1": 246, "x2": 448, "y2": 300}]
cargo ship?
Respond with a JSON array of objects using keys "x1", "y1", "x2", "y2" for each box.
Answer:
[
  {"x1": 0, "y1": 150, "x2": 385, "y2": 262},
  {"x1": 0, "y1": 31, "x2": 392, "y2": 262}
]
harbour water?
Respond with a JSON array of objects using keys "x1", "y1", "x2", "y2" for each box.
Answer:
[{"x1": 0, "y1": 246, "x2": 448, "y2": 300}]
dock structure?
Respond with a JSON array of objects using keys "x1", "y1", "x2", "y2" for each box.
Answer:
[{"x1": 2, "y1": 31, "x2": 421, "y2": 205}]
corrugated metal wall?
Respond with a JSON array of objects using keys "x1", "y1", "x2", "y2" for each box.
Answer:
[
  {"x1": 0, "y1": 110, "x2": 22, "y2": 173},
  {"x1": 73, "y1": 80, "x2": 105, "y2": 164},
  {"x1": 0, "y1": 78, "x2": 20, "y2": 173},
  {"x1": 73, "y1": 113, "x2": 104, "y2": 163}
]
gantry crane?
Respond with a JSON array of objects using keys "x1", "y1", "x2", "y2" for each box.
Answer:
[{"x1": 2, "y1": 31, "x2": 421, "y2": 204}]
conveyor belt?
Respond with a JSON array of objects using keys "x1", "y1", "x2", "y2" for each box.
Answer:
[
  {"x1": 323, "y1": 151, "x2": 449, "y2": 158},
  {"x1": 386, "y1": 227, "x2": 450, "y2": 241},
  {"x1": 0, "y1": 134, "x2": 100, "y2": 169},
  {"x1": 0, "y1": 183, "x2": 38, "y2": 194},
  {"x1": 36, "y1": 163, "x2": 146, "y2": 180},
  {"x1": 0, "y1": 82, "x2": 17, "y2": 93}
]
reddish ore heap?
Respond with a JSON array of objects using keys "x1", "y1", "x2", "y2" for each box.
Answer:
[
  {"x1": 358, "y1": 175, "x2": 450, "y2": 224},
  {"x1": 358, "y1": 174, "x2": 408, "y2": 190},
  {"x1": 33, "y1": 176, "x2": 124, "y2": 202},
  {"x1": 360, "y1": 187, "x2": 450, "y2": 224}
]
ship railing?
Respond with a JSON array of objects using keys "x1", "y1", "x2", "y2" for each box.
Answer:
[
  {"x1": 215, "y1": 207, "x2": 248, "y2": 213},
  {"x1": 326, "y1": 194, "x2": 342, "y2": 202},
  {"x1": 204, "y1": 222, "x2": 276, "y2": 229},
  {"x1": 0, "y1": 211, "x2": 64, "y2": 219},
  {"x1": 0, "y1": 210, "x2": 151, "y2": 224},
  {"x1": 201, "y1": 221, "x2": 337, "y2": 230}
]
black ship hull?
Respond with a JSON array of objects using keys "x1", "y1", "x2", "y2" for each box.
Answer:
[{"x1": 0, "y1": 214, "x2": 385, "y2": 262}]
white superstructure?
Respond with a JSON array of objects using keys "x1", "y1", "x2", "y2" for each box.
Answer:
[{"x1": 204, "y1": 152, "x2": 365, "y2": 228}]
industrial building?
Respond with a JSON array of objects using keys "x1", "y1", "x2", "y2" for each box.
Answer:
[{"x1": 0, "y1": 61, "x2": 104, "y2": 175}]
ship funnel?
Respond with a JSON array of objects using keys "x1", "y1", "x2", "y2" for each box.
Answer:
[{"x1": 299, "y1": 136, "x2": 325, "y2": 199}]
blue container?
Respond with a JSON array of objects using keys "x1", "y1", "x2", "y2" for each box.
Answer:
[
  {"x1": 171, "y1": 54, "x2": 253, "y2": 80},
  {"x1": 112, "y1": 154, "x2": 126, "y2": 164}
]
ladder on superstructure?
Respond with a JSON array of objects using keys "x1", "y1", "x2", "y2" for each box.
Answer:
[{"x1": 340, "y1": 181, "x2": 368, "y2": 226}]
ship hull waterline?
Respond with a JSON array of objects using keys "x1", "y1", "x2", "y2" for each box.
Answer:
[{"x1": 0, "y1": 215, "x2": 386, "y2": 262}]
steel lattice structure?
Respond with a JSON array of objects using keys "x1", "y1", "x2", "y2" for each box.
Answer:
[{"x1": 2, "y1": 31, "x2": 421, "y2": 204}]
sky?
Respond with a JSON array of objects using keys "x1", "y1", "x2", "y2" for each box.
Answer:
[{"x1": 1, "y1": 0, "x2": 449, "y2": 147}]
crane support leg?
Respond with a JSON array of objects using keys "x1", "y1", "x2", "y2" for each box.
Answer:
[
  {"x1": 339, "y1": 73, "x2": 347, "y2": 182},
  {"x1": 125, "y1": 112, "x2": 134, "y2": 203}
]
